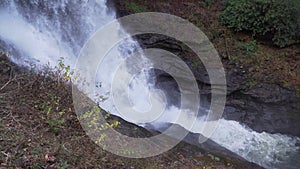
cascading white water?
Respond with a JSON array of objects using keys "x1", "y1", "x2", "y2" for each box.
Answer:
[{"x1": 0, "y1": 1, "x2": 299, "y2": 168}]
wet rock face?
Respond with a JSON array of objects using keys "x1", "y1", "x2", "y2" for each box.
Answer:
[
  {"x1": 133, "y1": 33, "x2": 300, "y2": 137},
  {"x1": 245, "y1": 83, "x2": 298, "y2": 103},
  {"x1": 225, "y1": 88, "x2": 300, "y2": 136}
]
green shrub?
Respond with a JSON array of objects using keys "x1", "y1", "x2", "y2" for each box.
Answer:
[
  {"x1": 239, "y1": 40, "x2": 257, "y2": 55},
  {"x1": 125, "y1": 2, "x2": 147, "y2": 13},
  {"x1": 220, "y1": 0, "x2": 300, "y2": 47},
  {"x1": 204, "y1": 0, "x2": 215, "y2": 7}
]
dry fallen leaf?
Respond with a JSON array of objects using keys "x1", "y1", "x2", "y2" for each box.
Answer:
[{"x1": 45, "y1": 154, "x2": 56, "y2": 162}]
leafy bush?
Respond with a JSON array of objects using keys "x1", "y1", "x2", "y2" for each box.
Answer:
[
  {"x1": 204, "y1": 0, "x2": 215, "y2": 7},
  {"x1": 239, "y1": 40, "x2": 257, "y2": 55},
  {"x1": 220, "y1": 0, "x2": 300, "y2": 47},
  {"x1": 125, "y1": 2, "x2": 147, "y2": 13}
]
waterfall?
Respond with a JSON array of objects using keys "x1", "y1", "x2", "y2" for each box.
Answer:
[{"x1": 0, "y1": 1, "x2": 299, "y2": 168}]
